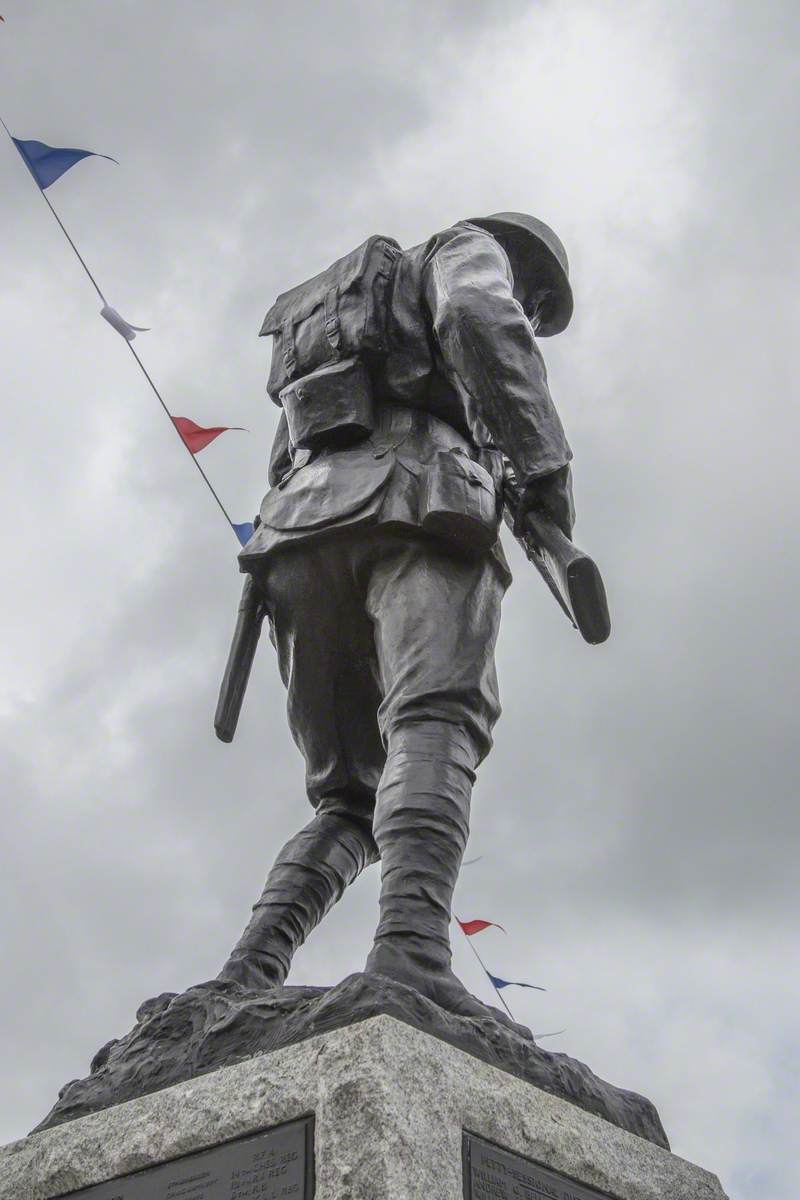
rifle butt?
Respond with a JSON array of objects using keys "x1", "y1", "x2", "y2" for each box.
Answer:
[{"x1": 523, "y1": 511, "x2": 611, "y2": 645}]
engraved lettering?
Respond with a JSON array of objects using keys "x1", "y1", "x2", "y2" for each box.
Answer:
[
  {"x1": 60, "y1": 1117, "x2": 313, "y2": 1199},
  {"x1": 464, "y1": 1132, "x2": 612, "y2": 1200}
]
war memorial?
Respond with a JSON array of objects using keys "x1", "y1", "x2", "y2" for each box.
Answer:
[{"x1": 1, "y1": 214, "x2": 729, "y2": 1198}]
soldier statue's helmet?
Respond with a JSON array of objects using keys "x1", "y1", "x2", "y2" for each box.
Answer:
[{"x1": 464, "y1": 211, "x2": 573, "y2": 336}]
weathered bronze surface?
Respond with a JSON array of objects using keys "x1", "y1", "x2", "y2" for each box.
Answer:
[
  {"x1": 217, "y1": 214, "x2": 599, "y2": 1024},
  {"x1": 35, "y1": 977, "x2": 668, "y2": 1148},
  {"x1": 463, "y1": 1131, "x2": 613, "y2": 1200},
  {"x1": 39, "y1": 214, "x2": 639, "y2": 1147},
  {"x1": 57, "y1": 1117, "x2": 313, "y2": 1199}
]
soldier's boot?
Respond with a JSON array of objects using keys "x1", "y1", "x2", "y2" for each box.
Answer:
[
  {"x1": 219, "y1": 809, "x2": 378, "y2": 990},
  {"x1": 364, "y1": 722, "x2": 531, "y2": 1037}
]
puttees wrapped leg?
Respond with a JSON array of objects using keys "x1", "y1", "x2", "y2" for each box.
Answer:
[
  {"x1": 220, "y1": 810, "x2": 378, "y2": 989},
  {"x1": 365, "y1": 720, "x2": 529, "y2": 1033}
]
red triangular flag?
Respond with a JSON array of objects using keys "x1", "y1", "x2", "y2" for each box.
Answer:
[
  {"x1": 172, "y1": 417, "x2": 244, "y2": 454},
  {"x1": 458, "y1": 918, "x2": 506, "y2": 936}
]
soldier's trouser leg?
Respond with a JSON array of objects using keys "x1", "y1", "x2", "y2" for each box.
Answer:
[
  {"x1": 365, "y1": 720, "x2": 473, "y2": 982},
  {"x1": 361, "y1": 539, "x2": 520, "y2": 1023},
  {"x1": 219, "y1": 531, "x2": 509, "y2": 1006},
  {"x1": 219, "y1": 809, "x2": 378, "y2": 989},
  {"x1": 219, "y1": 538, "x2": 386, "y2": 988}
]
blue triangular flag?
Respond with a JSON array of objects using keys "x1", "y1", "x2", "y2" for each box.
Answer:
[
  {"x1": 486, "y1": 971, "x2": 545, "y2": 992},
  {"x1": 12, "y1": 137, "x2": 117, "y2": 190},
  {"x1": 233, "y1": 521, "x2": 255, "y2": 547}
]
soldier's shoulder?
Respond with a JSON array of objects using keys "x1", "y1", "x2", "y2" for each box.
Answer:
[{"x1": 406, "y1": 221, "x2": 498, "y2": 267}]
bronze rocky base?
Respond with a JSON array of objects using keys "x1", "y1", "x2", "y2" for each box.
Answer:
[{"x1": 34, "y1": 971, "x2": 669, "y2": 1149}]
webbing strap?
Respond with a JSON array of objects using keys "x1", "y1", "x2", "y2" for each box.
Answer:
[
  {"x1": 324, "y1": 287, "x2": 341, "y2": 354},
  {"x1": 282, "y1": 318, "x2": 297, "y2": 379}
]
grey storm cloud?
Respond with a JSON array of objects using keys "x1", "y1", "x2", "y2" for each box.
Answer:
[{"x1": 0, "y1": 3, "x2": 797, "y2": 1198}]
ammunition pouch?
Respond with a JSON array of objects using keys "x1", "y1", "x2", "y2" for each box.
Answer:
[
  {"x1": 419, "y1": 448, "x2": 501, "y2": 553},
  {"x1": 280, "y1": 357, "x2": 374, "y2": 452}
]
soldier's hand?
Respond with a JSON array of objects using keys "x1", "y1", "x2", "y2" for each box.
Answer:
[{"x1": 517, "y1": 464, "x2": 575, "y2": 540}]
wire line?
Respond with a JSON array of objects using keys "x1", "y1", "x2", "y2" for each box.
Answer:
[
  {"x1": 454, "y1": 912, "x2": 517, "y2": 1023},
  {"x1": 1, "y1": 114, "x2": 241, "y2": 540},
  {"x1": 125, "y1": 340, "x2": 240, "y2": 534}
]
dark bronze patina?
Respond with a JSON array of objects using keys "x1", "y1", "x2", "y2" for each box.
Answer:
[
  {"x1": 216, "y1": 212, "x2": 609, "y2": 1021},
  {"x1": 39, "y1": 215, "x2": 653, "y2": 1148},
  {"x1": 463, "y1": 1132, "x2": 614, "y2": 1200}
]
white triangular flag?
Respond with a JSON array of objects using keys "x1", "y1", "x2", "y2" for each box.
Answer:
[{"x1": 100, "y1": 304, "x2": 150, "y2": 341}]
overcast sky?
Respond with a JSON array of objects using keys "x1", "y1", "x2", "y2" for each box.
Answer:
[{"x1": 1, "y1": 3, "x2": 798, "y2": 1197}]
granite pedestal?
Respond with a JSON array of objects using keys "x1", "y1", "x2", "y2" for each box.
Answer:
[{"x1": 0, "y1": 1015, "x2": 728, "y2": 1200}]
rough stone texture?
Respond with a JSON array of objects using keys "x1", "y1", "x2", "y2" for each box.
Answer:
[
  {"x1": 1, "y1": 1016, "x2": 728, "y2": 1200},
  {"x1": 33, "y1": 973, "x2": 668, "y2": 1149}
]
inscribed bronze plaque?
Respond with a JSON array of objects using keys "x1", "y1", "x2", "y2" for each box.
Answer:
[
  {"x1": 59, "y1": 1116, "x2": 314, "y2": 1199},
  {"x1": 463, "y1": 1131, "x2": 614, "y2": 1200}
]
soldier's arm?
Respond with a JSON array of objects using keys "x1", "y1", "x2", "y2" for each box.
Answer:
[{"x1": 422, "y1": 225, "x2": 572, "y2": 491}]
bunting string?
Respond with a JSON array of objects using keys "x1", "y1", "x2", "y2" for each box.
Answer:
[
  {"x1": 124, "y1": 337, "x2": 245, "y2": 538},
  {"x1": 0, "y1": 113, "x2": 253, "y2": 546},
  {"x1": 456, "y1": 913, "x2": 547, "y2": 1026},
  {"x1": 455, "y1": 912, "x2": 517, "y2": 1021}
]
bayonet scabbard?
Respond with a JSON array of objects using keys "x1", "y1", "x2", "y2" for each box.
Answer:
[{"x1": 215, "y1": 574, "x2": 266, "y2": 743}]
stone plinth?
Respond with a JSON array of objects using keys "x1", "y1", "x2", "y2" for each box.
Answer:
[
  {"x1": 0, "y1": 1015, "x2": 728, "y2": 1200},
  {"x1": 32, "y1": 975, "x2": 669, "y2": 1147}
]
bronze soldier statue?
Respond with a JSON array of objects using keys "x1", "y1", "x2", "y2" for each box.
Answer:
[{"x1": 216, "y1": 213, "x2": 605, "y2": 1021}]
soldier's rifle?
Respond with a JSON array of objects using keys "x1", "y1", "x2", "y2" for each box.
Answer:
[{"x1": 501, "y1": 466, "x2": 611, "y2": 645}]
